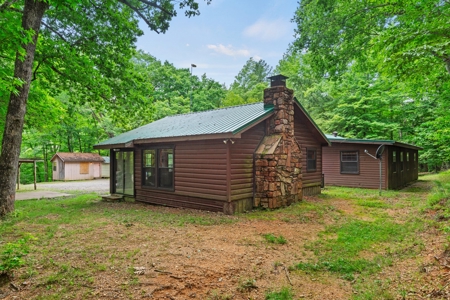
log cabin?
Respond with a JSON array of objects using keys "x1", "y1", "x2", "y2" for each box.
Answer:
[{"x1": 94, "y1": 75, "x2": 330, "y2": 214}]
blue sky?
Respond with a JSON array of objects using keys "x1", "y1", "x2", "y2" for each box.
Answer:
[{"x1": 136, "y1": 0, "x2": 299, "y2": 87}]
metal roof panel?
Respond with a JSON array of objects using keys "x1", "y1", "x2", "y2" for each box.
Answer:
[{"x1": 95, "y1": 102, "x2": 274, "y2": 147}]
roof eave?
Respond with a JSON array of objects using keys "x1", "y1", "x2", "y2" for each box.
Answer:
[
  {"x1": 134, "y1": 132, "x2": 242, "y2": 145},
  {"x1": 329, "y1": 139, "x2": 422, "y2": 150}
]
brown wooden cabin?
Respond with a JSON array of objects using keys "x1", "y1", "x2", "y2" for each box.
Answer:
[
  {"x1": 94, "y1": 75, "x2": 330, "y2": 214},
  {"x1": 322, "y1": 134, "x2": 422, "y2": 190}
]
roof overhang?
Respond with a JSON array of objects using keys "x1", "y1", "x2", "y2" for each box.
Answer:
[
  {"x1": 94, "y1": 132, "x2": 243, "y2": 149},
  {"x1": 328, "y1": 138, "x2": 423, "y2": 150}
]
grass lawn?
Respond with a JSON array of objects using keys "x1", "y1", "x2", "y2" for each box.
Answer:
[{"x1": 1, "y1": 171, "x2": 449, "y2": 299}]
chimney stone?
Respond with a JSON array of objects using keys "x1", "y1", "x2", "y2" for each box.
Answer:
[{"x1": 254, "y1": 77, "x2": 302, "y2": 209}]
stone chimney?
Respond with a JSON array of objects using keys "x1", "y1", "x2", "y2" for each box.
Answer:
[{"x1": 254, "y1": 75, "x2": 302, "y2": 209}]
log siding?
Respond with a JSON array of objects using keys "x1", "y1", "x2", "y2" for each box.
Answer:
[
  {"x1": 230, "y1": 123, "x2": 265, "y2": 202},
  {"x1": 135, "y1": 140, "x2": 228, "y2": 212},
  {"x1": 293, "y1": 106, "x2": 323, "y2": 194}
]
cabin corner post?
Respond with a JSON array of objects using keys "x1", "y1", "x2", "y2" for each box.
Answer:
[
  {"x1": 254, "y1": 85, "x2": 303, "y2": 209},
  {"x1": 223, "y1": 141, "x2": 234, "y2": 214}
]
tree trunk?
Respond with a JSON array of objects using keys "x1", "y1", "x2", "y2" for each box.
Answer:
[{"x1": 0, "y1": 0, "x2": 48, "y2": 217}]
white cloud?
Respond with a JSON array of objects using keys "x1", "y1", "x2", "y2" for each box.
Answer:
[
  {"x1": 207, "y1": 44, "x2": 251, "y2": 57},
  {"x1": 243, "y1": 18, "x2": 292, "y2": 41}
]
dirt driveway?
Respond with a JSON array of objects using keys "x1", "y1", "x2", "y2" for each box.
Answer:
[{"x1": 15, "y1": 179, "x2": 110, "y2": 200}]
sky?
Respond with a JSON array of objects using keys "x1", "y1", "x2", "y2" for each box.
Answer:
[{"x1": 135, "y1": 0, "x2": 299, "y2": 87}]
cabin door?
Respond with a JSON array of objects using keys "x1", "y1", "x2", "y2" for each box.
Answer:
[{"x1": 113, "y1": 150, "x2": 134, "y2": 195}]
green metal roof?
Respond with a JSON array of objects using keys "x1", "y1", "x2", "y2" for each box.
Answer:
[
  {"x1": 326, "y1": 134, "x2": 423, "y2": 150},
  {"x1": 95, "y1": 102, "x2": 274, "y2": 148}
]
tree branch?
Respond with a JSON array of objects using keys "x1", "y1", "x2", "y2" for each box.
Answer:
[
  {"x1": 0, "y1": 0, "x2": 19, "y2": 12},
  {"x1": 131, "y1": 0, "x2": 174, "y2": 17},
  {"x1": 41, "y1": 21, "x2": 69, "y2": 43},
  {"x1": 118, "y1": 0, "x2": 161, "y2": 33}
]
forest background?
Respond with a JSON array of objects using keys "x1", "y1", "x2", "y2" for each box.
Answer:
[{"x1": 1, "y1": 0, "x2": 449, "y2": 184}]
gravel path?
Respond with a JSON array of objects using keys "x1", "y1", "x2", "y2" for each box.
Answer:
[{"x1": 17, "y1": 179, "x2": 110, "y2": 194}]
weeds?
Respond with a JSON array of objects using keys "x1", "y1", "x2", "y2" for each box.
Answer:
[
  {"x1": 262, "y1": 233, "x2": 287, "y2": 245},
  {"x1": 237, "y1": 277, "x2": 257, "y2": 292},
  {"x1": 0, "y1": 233, "x2": 35, "y2": 276},
  {"x1": 265, "y1": 287, "x2": 293, "y2": 300}
]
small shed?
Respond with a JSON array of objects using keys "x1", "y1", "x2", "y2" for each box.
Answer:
[
  {"x1": 101, "y1": 156, "x2": 110, "y2": 178},
  {"x1": 94, "y1": 75, "x2": 330, "y2": 214},
  {"x1": 51, "y1": 152, "x2": 104, "y2": 181},
  {"x1": 322, "y1": 134, "x2": 422, "y2": 190}
]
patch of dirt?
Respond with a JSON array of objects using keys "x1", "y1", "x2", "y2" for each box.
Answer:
[{"x1": 2, "y1": 180, "x2": 449, "y2": 299}]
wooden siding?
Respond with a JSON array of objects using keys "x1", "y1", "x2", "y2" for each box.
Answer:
[
  {"x1": 322, "y1": 144, "x2": 387, "y2": 189},
  {"x1": 62, "y1": 162, "x2": 101, "y2": 181},
  {"x1": 135, "y1": 140, "x2": 228, "y2": 212},
  {"x1": 293, "y1": 105, "x2": 323, "y2": 190},
  {"x1": 230, "y1": 123, "x2": 265, "y2": 202},
  {"x1": 386, "y1": 147, "x2": 419, "y2": 189}
]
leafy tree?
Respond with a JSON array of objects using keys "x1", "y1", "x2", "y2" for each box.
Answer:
[
  {"x1": 293, "y1": 0, "x2": 450, "y2": 79},
  {"x1": 291, "y1": 0, "x2": 450, "y2": 170},
  {"x1": 0, "y1": 0, "x2": 209, "y2": 216},
  {"x1": 224, "y1": 57, "x2": 272, "y2": 106}
]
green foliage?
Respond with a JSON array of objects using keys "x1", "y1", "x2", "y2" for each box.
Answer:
[
  {"x1": 289, "y1": 0, "x2": 450, "y2": 169},
  {"x1": 262, "y1": 233, "x2": 287, "y2": 245},
  {"x1": 293, "y1": 185, "x2": 425, "y2": 281},
  {"x1": 265, "y1": 287, "x2": 293, "y2": 300},
  {"x1": 427, "y1": 170, "x2": 450, "y2": 223},
  {"x1": 0, "y1": 234, "x2": 35, "y2": 275},
  {"x1": 223, "y1": 57, "x2": 272, "y2": 107}
]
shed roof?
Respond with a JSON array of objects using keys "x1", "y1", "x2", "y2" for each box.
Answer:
[
  {"x1": 94, "y1": 102, "x2": 274, "y2": 149},
  {"x1": 325, "y1": 134, "x2": 422, "y2": 150},
  {"x1": 51, "y1": 152, "x2": 105, "y2": 162}
]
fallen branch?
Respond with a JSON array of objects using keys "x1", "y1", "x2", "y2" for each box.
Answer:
[
  {"x1": 154, "y1": 269, "x2": 172, "y2": 274},
  {"x1": 284, "y1": 266, "x2": 293, "y2": 286}
]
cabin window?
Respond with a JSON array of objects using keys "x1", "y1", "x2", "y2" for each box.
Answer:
[
  {"x1": 52, "y1": 162, "x2": 57, "y2": 171},
  {"x1": 142, "y1": 147, "x2": 174, "y2": 190},
  {"x1": 80, "y1": 162, "x2": 89, "y2": 174},
  {"x1": 306, "y1": 149, "x2": 317, "y2": 172},
  {"x1": 341, "y1": 151, "x2": 359, "y2": 174},
  {"x1": 406, "y1": 152, "x2": 410, "y2": 170},
  {"x1": 400, "y1": 151, "x2": 404, "y2": 171},
  {"x1": 392, "y1": 150, "x2": 397, "y2": 173}
]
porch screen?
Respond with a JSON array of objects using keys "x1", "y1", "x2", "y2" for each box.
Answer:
[{"x1": 341, "y1": 151, "x2": 359, "y2": 174}]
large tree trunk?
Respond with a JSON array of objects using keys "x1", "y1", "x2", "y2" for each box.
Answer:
[{"x1": 0, "y1": 0, "x2": 48, "y2": 217}]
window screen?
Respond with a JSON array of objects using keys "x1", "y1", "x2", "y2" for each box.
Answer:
[
  {"x1": 341, "y1": 151, "x2": 358, "y2": 174},
  {"x1": 142, "y1": 148, "x2": 174, "y2": 189}
]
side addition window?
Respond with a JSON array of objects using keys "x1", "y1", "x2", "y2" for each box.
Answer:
[
  {"x1": 392, "y1": 150, "x2": 397, "y2": 173},
  {"x1": 341, "y1": 151, "x2": 359, "y2": 174},
  {"x1": 143, "y1": 148, "x2": 174, "y2": 190},
  {"x1": 306, "y1": 149, "x2": 317, "y2": 172},
  {"x1": 400, "y1": 151, "x2": 404, "y2": 171}
]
